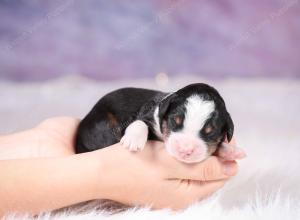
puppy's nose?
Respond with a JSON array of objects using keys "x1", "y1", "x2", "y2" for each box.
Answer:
[{"x1": 177, "y1": 143, "x2": 195, "y2": 156}]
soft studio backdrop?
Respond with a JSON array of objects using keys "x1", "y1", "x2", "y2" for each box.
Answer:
[
  {"x1": 0, "y1": 0, "x2": 300, "y2": 80},
  {"x1": 0, "y1": 1, "x2": 300, "y2": 219}
]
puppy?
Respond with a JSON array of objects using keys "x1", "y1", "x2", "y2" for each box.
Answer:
[{"x1": 75, "y1": 83, "x2": 244, "y2": 163}]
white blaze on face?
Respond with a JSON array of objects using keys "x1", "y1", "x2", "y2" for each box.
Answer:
[
  {"x1": 183, "y1": 96, "x2": 215, "y2": 136},
  {"x1": 166, "y1": 95, "x2": 215, "y2": 163}
]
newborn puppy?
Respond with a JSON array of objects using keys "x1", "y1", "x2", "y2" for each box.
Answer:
[{"x1": 76, "y1": 83, "x2": 243, "y2": 163}]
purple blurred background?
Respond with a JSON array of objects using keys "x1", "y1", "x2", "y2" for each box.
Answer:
[{"x1": 0, "y1": 0, "x2": 299, "y2": 81}]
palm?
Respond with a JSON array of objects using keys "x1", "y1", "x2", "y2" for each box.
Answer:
[{"x1": 35, "y1": 117, "x2": 80, "y2": 157}]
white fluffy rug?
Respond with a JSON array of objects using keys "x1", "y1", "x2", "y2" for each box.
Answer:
[{"x1": 1, "y1": 76, "x2": 300, "y2": 219}]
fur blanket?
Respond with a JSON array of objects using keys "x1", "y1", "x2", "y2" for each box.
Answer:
[{"x1": 1, "y1": 76, "x2": 300, "y2": 219}]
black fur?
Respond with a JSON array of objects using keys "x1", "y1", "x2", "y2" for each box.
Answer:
[
  {"x1": 75, "y1": 88, "x2": 167, "y2": 153},
  {"x1": 75, "y1": 83, "x2": 233, "y2": 154},
  {"x1": 157, "y1": 83, "x2": 234, "y2": 144}
]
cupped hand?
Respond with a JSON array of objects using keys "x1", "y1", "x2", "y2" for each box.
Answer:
[
  {"x1": 0, "y1": 117, "x2": 244, "y2": 213},
  {"x1": 95, "y1": 141, "x2": 238, "y2": 210},
  {"x1": 32, "y1": 117, "x2": 240, "y2": 210},
  {"x1": 34, "y1": 117, "x2": 79, "y2": 157}
]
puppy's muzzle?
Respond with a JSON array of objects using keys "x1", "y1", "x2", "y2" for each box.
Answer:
[{"x1": 165, "y1": 133, "x2": 207, "y2": 163}]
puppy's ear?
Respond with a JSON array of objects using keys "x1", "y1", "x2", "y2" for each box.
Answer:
[
  {"x1": 224, "y1": 112, "x2": 234, "y2": 142},
  {"x1": 158, "y1": 93, "x2": 177, "y2": 121}
]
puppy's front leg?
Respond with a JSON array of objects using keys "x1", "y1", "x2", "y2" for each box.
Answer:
[{"x1": 120, "y1": 120, "x2": 148, "y2": 151}]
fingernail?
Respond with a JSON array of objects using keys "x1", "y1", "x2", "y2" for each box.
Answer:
[{"x1": 223, "y1": 162, "x2": 236, "y2": 176}]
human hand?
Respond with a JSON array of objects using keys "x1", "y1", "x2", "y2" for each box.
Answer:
[
  {"x1": 0, "y1": 117, "x2": 79, "y2": 160},
  {"x1": 0, "y1": 117, "x2": 241, "y2": 215},
  {"x1": 216, "y1": 137, "x2": 247, "y2": 161},
  {"x1": 94, "y1": 141, "x2": 238, "y2": 210},
  {"x1": 34, "y1": 117, "x2": 79, "y2": 157},
  {"x1": 34, "y1": 117, "x2": 241, "y2": 210}
]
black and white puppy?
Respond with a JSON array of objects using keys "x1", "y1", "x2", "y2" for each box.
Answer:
[{"x1": 75, "y1": 83, "x2": 236, "y2": 163}]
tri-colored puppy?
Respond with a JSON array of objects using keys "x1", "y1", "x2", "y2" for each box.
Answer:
[{"x1": 75, "y1": 83, "x2": 245, "y2": 163}]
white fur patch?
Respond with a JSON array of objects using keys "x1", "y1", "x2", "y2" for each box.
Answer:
[
  {"x1": 120, "y1": 120, "x2": 148, "y2": 151},
  {"x1": 153, "y1": 107, "x2": 163, "y2": 139},
  {"x1": 164, "y1": 95, "x2": 215, "y2": 163},
  {"x1": 182, "y1": 95, "x2": 215, "y2": 136},
  {"x1": 152, "y1": 93, "x2": 172, "y2": 140}
]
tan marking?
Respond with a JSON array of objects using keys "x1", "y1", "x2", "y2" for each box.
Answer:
[
  {"x1": 175, "y1": 115, "x2": 183, "y2": 126},
  {"x1": 207, "y1": 144, "x2": 217, "y2": 156},
  {"x1": 107, "y1": 112, "x2": 118, "y2": 127},
  {"x1": 209, "y1": 137, "x2": 225, "y2": 156},
  {"x1": 204, "y1": 125, "x2": 213, "y2": 134},
  {"x1": 107, "y1": 112, "x2": 122, "y2": 139},
  {"x1": 162, "y1": 120, "x2": 169, "y2": 138}
]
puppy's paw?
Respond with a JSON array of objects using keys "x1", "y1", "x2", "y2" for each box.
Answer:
[
  {"x1": 120, "y1": 134, "x2": 147, "y2": 151},
  {"x1": 218, "y1": 142, "x2": 247, "y2": 160},
  {"x1": 120, "y1": 120, "x2": 148, "y2": 151}
]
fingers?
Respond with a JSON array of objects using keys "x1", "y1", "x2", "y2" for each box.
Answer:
[
  {"x1": 217, "y1": 137, "x2": 247, "y2": 161},
  {"x1": 164, "y1": 156, "x2": 238, "y2": 181},
  {"x1": 161, "y1": 179, "x2": 226, "y2": 211},
  {"x1": 140, "y1": 141, "x2": 238, "y2": 181},
  {"x1": 186, "y1": 179, "x2": 225, "y2": 202},
  {"x1": 218, "y1": 143, "x2": 247, "y2": 161}
]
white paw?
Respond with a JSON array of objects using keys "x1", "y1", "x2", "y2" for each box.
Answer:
[{"x1": 120, "y1": 120, "x2": 148, "y2": 151}]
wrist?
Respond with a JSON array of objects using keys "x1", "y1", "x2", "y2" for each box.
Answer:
[
  {"x1": 85, "y1": 147, "x2": 116, "y2": 200},
  {"x1": 90, "y1": 144, "x2": 130, "y2": 202},
  {"x1": 73, "y1": 150, "x2": 105, "y2": 201},
  {"x1": 0, "y1": 129, "x2": 40, "y2": 160}
]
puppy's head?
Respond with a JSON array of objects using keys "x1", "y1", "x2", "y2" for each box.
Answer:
[{"x1": 158, "y1": 83, "x2": 233, "y2": 163}]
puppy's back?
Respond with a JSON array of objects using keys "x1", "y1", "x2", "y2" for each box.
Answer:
[{"x1": 75, "y1": 88, "x2": 163, "y2": 153}]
